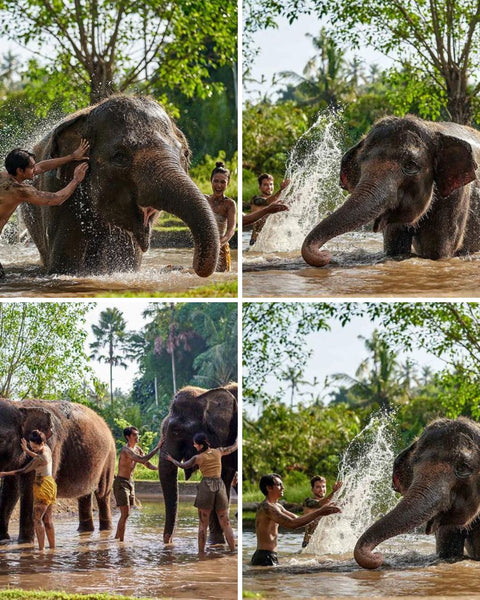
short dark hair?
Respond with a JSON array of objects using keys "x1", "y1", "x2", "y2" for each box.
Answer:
[
  {"x1": 5, "y1": 149, "x2": 35, "y2": 176},
  {"x1": 193, "y1": 432, "x2": 210, "y2": 453},
  {"x1": 259, "y1": 473, "x2": 282, "y2": 496},
  {"x1": 123, "y1": 426, "x2": 139, "y2": 440},
  {"x1": 258, "y1": 173, "x2": 273, "y2": 185},
  {"x1": 210, "y1": 161, "x2": 230, "y2": 182},
  {"x1": 310, "y1": 475, "x2": 326, "y2": 489},
  {"x1": 29, "y1": 429, "x2": 46, "y2": 445}
]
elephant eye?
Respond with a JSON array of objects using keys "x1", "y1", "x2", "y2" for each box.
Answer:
[
  {"x1": 402, "y1": 161, "x2": 420, "y2": 176},
  {"x1": 455, "y1": 464, "x2": 473, "y2": 478},
  {"x1": 111, "y1": 151, "x2": 131, "y2": 168}
]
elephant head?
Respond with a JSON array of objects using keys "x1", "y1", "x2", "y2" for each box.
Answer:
[
  {"x1": 302, "y1": 116, "x2": 478, "y2": 266},
  {"x1": 354, "y1": 418, "x2": 480, "y2": 569},
  {"x1": 159, "y1": 385, "x2": 237, "y2": 544},
  {"x1": 30, "y1": 95, "x2": 219, "y2": 276}
]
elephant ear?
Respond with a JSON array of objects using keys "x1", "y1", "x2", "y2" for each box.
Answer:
[
  {"x1": 392, "y1": 441, "x2": 417, "y2": 495},
  {"x1": 19, "y1": 407, "x2": 56, "y2": 440},
  {"x1": 339, "y1": 139, "x2": 364, "y2": 192},
  {"x1": 47, "y1": 109, "x2": 91, "y2": 181},
  {"x1": 434, "y1": 134, "x2": 478, "y2": 197},
  {"x1": 202, "y1": 388, "x2": 237, "y2": 447}
]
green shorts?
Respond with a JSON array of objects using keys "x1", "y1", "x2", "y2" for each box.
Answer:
[
  {"x1": 194, "y1": 477, "x2": 229, "y2": 511},
  {"x1": 113, "y1": 476, "x2": 135, "y2": 507}
]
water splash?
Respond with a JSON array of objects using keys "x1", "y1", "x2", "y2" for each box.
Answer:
[
  {"x1": 252, "y1": 109, "x2": 346, "y2": 253},
  {"x1": 306, "y1": 412, "x2": 400, "y2": 556}
]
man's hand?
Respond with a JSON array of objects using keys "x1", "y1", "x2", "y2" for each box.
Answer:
[
  {"x1": 319, "y1": 504, "x2": 341, "y2": 516},
  {"x1": 267, "y1": 200, "x2": 289, "y2": 215},
  {"x1": 71, "y1": 139, "x2": 90, "y2": 161},
  {"x1": 280, "y1": 179, "x2": 290, "y2": 190},
  {"x1": 73, "y1": 162, "x2": 89, "y2": 182},
  {"x1": 332, "y1": 481, "x2": 343, "y2": 493}
]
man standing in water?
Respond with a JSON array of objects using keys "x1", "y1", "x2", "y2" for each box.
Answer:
[
  {"x1": 0, "y1": 140, "x2": 90, "y2": 279},
  {"x1": 113, "y1": 426, "x2": 163, "y2": 542},
  {"x1": 302, "y1": 476, "x2": 343, "y2": 548},
  {"x1": 251, "y1": 473, "x2": 341, "y2": 566}
]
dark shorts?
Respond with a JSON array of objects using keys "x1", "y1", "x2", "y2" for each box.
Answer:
[
  {"x1": 113, "y1": 476, "x2": 135, "y2": 507},
  {"x1": 194, "y1": 477, "x2": 229, "y2": 511},
  {"x1": 251, "y1": 549, "x2": 279, "y2": 566}
]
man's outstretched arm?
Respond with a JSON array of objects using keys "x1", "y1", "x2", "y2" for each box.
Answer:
[
  {"x1": 33, "y1": 139, "x2": 90, "y2": 175},
  {"x1": 21, "y1": 163, "x2": 88, "y2": 206}
]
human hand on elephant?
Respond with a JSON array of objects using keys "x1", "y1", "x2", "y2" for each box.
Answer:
[
  {"x1": 73, "y1": 163, "x2": 89, "y2": 183},
  {"x1": 71, "y1": 139, "x2": 90, "y2": 161}
]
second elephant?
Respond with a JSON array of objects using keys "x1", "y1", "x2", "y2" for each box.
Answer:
[
  {"x1": 302, "y1": 115, "x2": 480, "y2": 267},
  {"x1": 22, "y1": 95, "x2": 220, "y2": 277},
  {"x1": 354, "y1": 417, "x2": 480, "y2": 569},
  {"x1": 159, "y1": 383, "x2": 237, "y2": 544}
]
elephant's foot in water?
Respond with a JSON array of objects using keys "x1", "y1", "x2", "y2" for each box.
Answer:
[
  {"x1": 0, "y1": 262, "x2": 5, "y2": 280},
  {"x1": 77, "y1": 519, "x2": 95, "y2": 532},
  {"x1": 99, "y1": 518, "x2": 112, "y2": 531}
]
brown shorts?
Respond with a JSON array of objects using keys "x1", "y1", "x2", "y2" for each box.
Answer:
[
  {"x1": 113, "y1": 476, "x2": 135, "y2": 507},
  {"x1": 194, "y1": 477, "x2": 229, "y2": 511}
]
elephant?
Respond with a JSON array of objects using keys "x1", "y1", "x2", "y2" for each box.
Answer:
[
  {"x1": 159, "y1": 383, "x2": 237, "y2": 544},
  {"x1": 21, "y1": 95, "x2": 220, "y2": 277},
  {"x1": 0, "y1": 398, "x2": 116, "y2": 543},
  {"x1": 354, "y1": 417, "x2": 480, "y2": 569},
  {"x1": 302, "y1": 115, "x2": 480, "y2": 267}
]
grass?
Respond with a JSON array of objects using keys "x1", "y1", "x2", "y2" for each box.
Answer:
[
  {"x1": 96, "y1": 280, "x2": 238, "y2": 298},
  {"x1": 0, "y1": 593, "x2": 156, "y2": 600}
]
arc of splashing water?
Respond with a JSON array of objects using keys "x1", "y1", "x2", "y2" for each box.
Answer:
[
  {"x1": 304, "y1": 413, "x2": 400, "y2": 556},
  {"x1": 251, "y1": 109, "x2": 347, "y2": 254}
]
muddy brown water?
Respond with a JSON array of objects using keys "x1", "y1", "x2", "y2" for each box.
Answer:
[
  {"x1": 0, "y1": 244, "x2": 237, "y2": 297},
  {"x1": 242, "y1": 530, "x2": 480, "y2": 599},
  {"x1": 242, "y1": 232, "x2": 480, "y2": 298},
  {"x1": 0, "y1": 501, "x2": 237, "y2": 599}
]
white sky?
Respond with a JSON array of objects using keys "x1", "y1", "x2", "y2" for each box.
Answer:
[{"x1": 244, "y1": 13, "x2": 393, "y2": 101}]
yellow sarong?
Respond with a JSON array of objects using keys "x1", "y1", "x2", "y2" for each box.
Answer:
[
  {"x1": 217, "y1": 243, "x2": 231, "y2": 272},
  {"x1": 33, "y1": 475, "x2": 57, "y2": 505}
]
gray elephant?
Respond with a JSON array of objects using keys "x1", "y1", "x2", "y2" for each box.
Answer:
[
  {"x1": 354, "y1": 417, "x2": 480, "y2": 569},
  {"x1": 159, "y1": 383, "x2": 237, "y2": 544},
  {"x1": 0, "y1": 398, "x2": 116, "y2": 543},
  {"x1": 302, "y1": 115, "x2": 480, "y2": 267},
  {"x1": 21, "y1": 95, "x2": 220, "y2": 277}
]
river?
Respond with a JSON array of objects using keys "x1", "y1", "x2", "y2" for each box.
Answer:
[
  {"x1": 242, "y1": 529, "x2": 480, "y2": 599},
  {"x1": 0, "y1": 501, "x2": 237, "y2": 599},
  {"x1": 243, "y1": 232, "x2": 480, "y2": 297},
  {"x1": 0, "y1": 243, "x2": 237, "y2": 297}
]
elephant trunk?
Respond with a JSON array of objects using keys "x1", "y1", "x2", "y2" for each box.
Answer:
[
  {"x1": 354, "y1": 468, "x2": 451, "y2": 569},
  {"x1": 301, "y1": 178, "x2": 395, "y2": 267},
  {"x1": 159, "y1": 458, "x2": 178, "y2": 544},
  {"x1": 135, "y1": 154, "x2": 220, "y2": 277}
]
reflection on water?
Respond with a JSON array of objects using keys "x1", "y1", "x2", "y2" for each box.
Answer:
[
  {"x1": 0, "y1": 502, "x2": 237, "y2": 599},
  {"x1": 0, "y1": 244, "x2": 237, "y2": 297},
  {"x1": 243, "y1": 232, "x2": 480, "y2": 298},
  {"x1": 243, "y1": 530, "x2": 480, "y2": 598}
]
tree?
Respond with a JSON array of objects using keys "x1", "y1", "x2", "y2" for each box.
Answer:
[
  {"x1": 0, "y1": 0, "x2": 237, "y2": 103},
  {"x1": 248, "y1": 0, "x2": 480, "y2": 124},
  {"x1": 0, "y1": 302, "x2": 93, "y2": 399},
  {"x1": 90, "y1": 307, "x2": 128, "y2": 408}
]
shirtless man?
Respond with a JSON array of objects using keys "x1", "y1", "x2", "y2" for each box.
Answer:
[
  {"x1": 251, "y1": 473, "x2": 341, "y2": 566},
  {"x1": 302, "y1": 475, "x2": 343, "y2": 548},
  {"x1": 0, "y1": 140, "x2": 90, "y2": 278},
  {"x1": 206, "y1": 161, "x2": 236, "y2": 272},
  {"x1": 249, "y1": 174, "x2": 290, "y2": 245},
  {"x1": 113, "y1": 426, "x2": 163, "y2": 542}
]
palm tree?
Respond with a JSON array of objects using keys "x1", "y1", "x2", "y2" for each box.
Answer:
[{"x1": 90, "y1": 308, "x2": 128, "y2": 408}]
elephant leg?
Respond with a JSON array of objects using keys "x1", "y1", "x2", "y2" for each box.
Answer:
[
  {"x1": 18, "y1": 473, "x2": 35, "y2": 543},
  {"x1": 383, "y1": 224, "x2": 414, "y2": 256},
  {"x1": 208, "y1": 467, "x2": 236, "y2": 545},
  {"x1": 159, "y1": 459, "x2": 179, "y2": 544},
  {"x1": 94, "y1": 489, "x2": 113, "y2": 531},
  {"x1": 77, "y1": 494, "x2": 95, "y2": 532},
  {"x1": 0, "y1": 476, "x2": 20, "y2": 542},
  {"x1": 465, "y1": 518, "x2": 480, "y2": 559},
  {"x1": 435, "y1": 525, "x2": 466, "y2": 559}
]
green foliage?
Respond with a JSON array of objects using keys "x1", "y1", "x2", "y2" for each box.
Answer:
[
  {"x1": 242, "y1": 100, "x2": 310, "y2": 175},
  {"x1": 0, "y1": 303, "x2": 95, "y2": 399},
  {"x1": 0, "y1": 591, "x2": 154, "y2": 600}
]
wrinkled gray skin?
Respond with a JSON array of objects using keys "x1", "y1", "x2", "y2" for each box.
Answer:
[
  {"x1": 302, "y1": 115, "x2": 480, "y2": 267},
  {"x1": 354, "y1": 418, "x2": 480, "y2": 569},
  {"x1": 0, "y1": 399, "x2": 116, "y2": 543},
  {"x1": 21, "y1": 95, "x2": 219, "y2": 277},
  {"x1": 159, "y1": 383, "x2": 237, "y2": 544}
]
